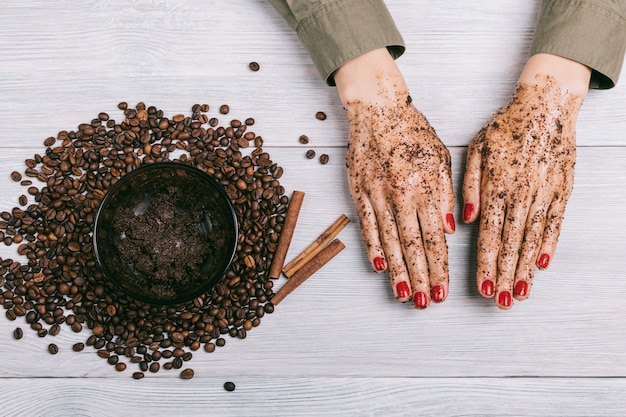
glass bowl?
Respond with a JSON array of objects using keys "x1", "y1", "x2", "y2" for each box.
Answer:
[{"x1": 93, "y1": 162, "x2": 238, "y2": 305}]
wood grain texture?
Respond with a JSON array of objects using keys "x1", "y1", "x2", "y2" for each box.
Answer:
[
  {"x1": 1, "y1": 0, "x2": 625, "y2": 415},
  {"x1": 1, "y1": 377, "x2": 626, "y2": 417}
]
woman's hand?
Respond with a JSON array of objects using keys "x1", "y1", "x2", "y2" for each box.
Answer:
[
  {"x1": 462, "y1": 54, "x2": 591, "y2": 309},
  {"x1": 335, "y1": 49, "x2": 455, "y2": 309}
]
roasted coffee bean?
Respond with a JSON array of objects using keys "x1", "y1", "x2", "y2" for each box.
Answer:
[
  {"x1": 180, "y1": 368, "x2": 194, "y2": 380},
  {"x1": 223, "y1": 381, "x2": 236, "y2": 392},
  {"x1": 48, "y1": 343, "x2": 59, "y2": 354},
  {"x1": 13, "y1": 327, "x2": 23, "y2": 339},
  {"x1": 306, "y1": 149, "x2": 316, "y2": 159},
  {"x1": 248, "y1": 61, "x2": 260, "y2": 71},
  {"x1": 319, "y1": 154, "x2": 330, "y2": 165},
  {"x1": 10, "y1": 171, "x2": 22, "y2": 182},
  {"x1": 315, "y1": 111, "x2": 327, "y2": 120},
  {"x1": 299, "y1": 135, "x2": 309, "y2": 144},
  {"x1": 72, "y1": 342, "x2": 85, "y2": 352},
  {"x1": 132, "y1": 371, "x2": 145, "y2": 379},
  {"x1": 219, "y1": 104, "x2": 229, "y2": 114},
  {"x1": 49, "y1": 323, "x2": 61, "y2": 336}
]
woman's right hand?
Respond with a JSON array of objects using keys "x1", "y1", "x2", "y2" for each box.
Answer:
[{"x1": 335, "y1": 49, "x2": 455, "y2": 309}]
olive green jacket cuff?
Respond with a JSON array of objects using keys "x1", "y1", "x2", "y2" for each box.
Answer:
[
  {"x1": 530, "y1": 0, "x2": 626, "y2": 89},
  {"x1": 269, "y1": 0, "x2": 405, "y2": 86}
]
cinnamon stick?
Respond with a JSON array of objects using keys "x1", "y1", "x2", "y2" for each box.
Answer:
[
  {"x1": 267, "y1": 190, "x2": 305, "y2": 279},
  {"x1": 271, "y1": 239, "x2": 345, "y2": 305},
  {"x1": 282, "y1": 214, "x2": 350, "y2": 278}
]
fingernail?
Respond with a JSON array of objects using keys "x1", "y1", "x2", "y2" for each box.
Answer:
[
  {"x1": 446, "y1": 213, "x2": 456, "y2": 232},
  {"x1": 396, "y1": 281, "x2": 410, "y2": 299},
  {"x1": 481, "y1": 279, "x2": 494, "y2": 297},
  {"x1": 431, "y1": 285, "x2": 445, "y2": 303},
  {"x1": 463, "y1": 203, "x2": 474, "y2": 222},
  {"x1": 373, "y1": 256, "x2": 386, "y2": 272},
  {"x1": 413, "y1": 292, "x2": 428, "y2": 309},
  {"x1": 498, "y1": 291, "x2": 512, "y2": 308},
  {"x1": 514, "y1": 281, "x2": 529, "y2": 297},
  {"x1": 537, "y1": 253, "x2": 550, "y2": 269}
]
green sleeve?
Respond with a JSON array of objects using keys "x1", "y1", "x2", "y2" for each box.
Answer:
[
  {"x1": 530, "y1": 0, "x2": 626, "y2": 89},
  {"x1": 268, "y1": 0, "x2": 405, "y2": 86}
]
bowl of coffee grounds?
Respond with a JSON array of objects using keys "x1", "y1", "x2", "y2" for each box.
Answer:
[{"x1": 93, "y1": 162, "x2": 238, "y2": 305}]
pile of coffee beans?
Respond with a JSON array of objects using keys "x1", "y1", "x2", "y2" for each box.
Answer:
[{"x1": 0, "y1": 102, "x2": 287, "y2": 378}]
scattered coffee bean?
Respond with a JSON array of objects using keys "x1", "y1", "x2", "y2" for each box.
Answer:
[
  {"x1": 13, "y1": 327, "x2": 23, "y2": 340},
  {"x1": 72, "y1": 343, "x2": 85, "y2": 352},
  {"x1": 306, "y1": 149, "x2": 316, "y2": 159},
  {"x1": 224, "y1": 381, "x2": 236, "y2": 391},
  {"x1": 299, "y1": 135, "x2": 309, "y2": 144},
  {"x1": 248, "y1": 61, "x2": 260, "y2": 71},
  {"x1": 132, "y1": 372, "x2": 144, "y2": 380},
  {"x1": 319, "y1": 154, "x2": 330, "y2": 165},
  {"x1": 48, "y1": 343, "x2": 59, "y2": 354},
  {"x1": 219, "y1": 104, "x2": 230, "y2": 114},
  {"x1": 180, "y1": 368, "x2": 195, "y2": 380},
  {"x1": 315, "y1": 111, "x2": 327, "y2": 120},
  {"x1": 10, "y1": 171, "x2": 22, "y2": 182}
]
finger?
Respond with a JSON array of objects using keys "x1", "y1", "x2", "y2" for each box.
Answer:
[
  {"x1": 393, "y1": 200, "x2": 430, "y2": 309},
  {"x1": 351, "y1": 187, "x2": 386, "y2": 273},
  {"x1": 514, "y1": 198, "x2": 549, "y2": 301},
  {"x1": 475, "y1": 191, "x2": 506, "y2": 300},
  {"x1": 437, "y1": 146, "x2": 456, "y2": 234},
  {"x1": 412, "y1": 192, "x2": 450, "y2": 304},
  {"x1": 462, "y1": 128, "x2": 486, "y2": 224},
  {"x1": 536, "y1": 158, "x2": 575, "y2": 270},
  {"x1": 373, "y1": 202, "x2": 412, "y2": 303},
  {"x1": 537, "y1": 190, "x2": 570, "y2": 271},
  {"x1": 495, "y1": 192, "x2": 533, "y2": 310}
]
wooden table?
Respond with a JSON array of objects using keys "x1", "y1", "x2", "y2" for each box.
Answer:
[{"x1": 1, "y1": 1, "x2": 625, "y2": 415}]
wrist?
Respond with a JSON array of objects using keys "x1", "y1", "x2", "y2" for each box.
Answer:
[
  {"x1": 334, "y1": 48, "x2": 407, "y2": 107},
  {"x1": 519, "y1": 53, "x2": 592, "y2": 100}
]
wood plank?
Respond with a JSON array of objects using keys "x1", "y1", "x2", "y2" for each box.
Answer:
[{"x1": 0, "y1": 377, "x2": 625, "y2": 417}]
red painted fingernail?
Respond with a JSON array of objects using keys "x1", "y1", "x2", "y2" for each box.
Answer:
[
  {"x1": 498, "y1": 291, "x2": 512, "y2": 308},
  {"x1": 463, "y1": 203, "x2": 474, "y2": 222},
  {"x1": 431, "y1": 285, "x2": 445, "y2": 303},
  {"x1": 537, "y1": 253, "x2": 550, "y2": 269},
  {"x1": 413, "y1": 292, "x2": 428, "y2": 309},
  {"x1": 373, "y1": 257, "x2": 386, "y2": 272},
  {"x1": 514, "y1": 281, "x2": 529, "y2": 297},
  {"x1": 481, "y1": 279, "x2": 494, "y2": 297},
  {"x1": 396, "y1": 282, "x2": 410, "y2": 299},
  {"x1": 446, "y1": 213, "x2": 456, "y2": 232}
]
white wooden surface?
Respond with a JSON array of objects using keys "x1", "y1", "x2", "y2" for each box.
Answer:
[{"x1": 1, "y1": 1, "x2": 626, "y2": 416}]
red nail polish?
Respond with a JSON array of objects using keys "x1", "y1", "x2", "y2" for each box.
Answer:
[
  {"x1": 481, "y1": 279, "x2": 494, "y2": 297},
  {"x1": 373, "y1": 257, "x2": 386, "y2": 272},
  {"x1": 514, "y1": 281, "x2": 528, "y2": 297},
  {"x1": 537, "y1": 253, "x2": 550, "y2": 269},
  {"x1": 463, "y1": 203, "x2": 474, "y2": 222},
  {"x1": 446, "y1": 213, "x2": 456, "y2": 232},
  {"x1": 431, "y1": 285, "x2": 445, "y2": 303},
  {"x1": 498, "y1": 291, "x2": 512, "y2": 308},
  {"x1": 396, "y1": 282, "x2": 410, "y2": 299},
  {"x1": 413, "y1": 292, "x2": 428, "y2": 309}
]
